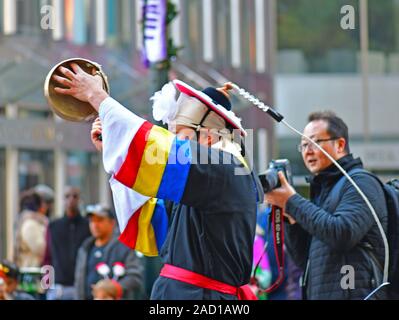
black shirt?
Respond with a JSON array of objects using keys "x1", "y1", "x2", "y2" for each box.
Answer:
[
  {"x1": 85, "y1": 244, "x2": 106, "y2": 299},
  {"x1": 48, "y1": 214, "x2": 91, "y2": 286}
]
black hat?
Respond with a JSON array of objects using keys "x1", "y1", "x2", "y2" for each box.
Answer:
[{"x1": 202, "y1": 87, "x2": 232, "y2": 111}]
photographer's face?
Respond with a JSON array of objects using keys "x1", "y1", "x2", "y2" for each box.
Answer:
[{"x1": 301, "y1": 120, "x2": 344, "y2": 174}]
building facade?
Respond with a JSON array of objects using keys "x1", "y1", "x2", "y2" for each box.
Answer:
[
  {"x1": 0, "y1": 0, "x2": 276, "y2": 260},
  {"x1": 274, "y1": 0, "x2": 399, "y2": 184}
]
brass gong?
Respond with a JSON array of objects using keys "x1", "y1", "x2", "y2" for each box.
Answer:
[{"x1": 44, "y1": 58, "x2": 110, "y2": 122}]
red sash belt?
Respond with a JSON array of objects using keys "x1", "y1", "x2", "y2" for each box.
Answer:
[{"x1": 160, "y1": 264, "x2": 257, "y2": 300}]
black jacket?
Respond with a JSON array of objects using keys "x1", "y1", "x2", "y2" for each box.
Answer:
[
  {"x1": 47, "y1": 214, "x2": 91, "y2": 286},
  {"x1": 285, "y1": 155, "x2": 388, "y2": 300},
  {"x1": 150, "y1": 146, "x2": 263, "y2": 300},
  {"x1": 75, "y1": 237, "x2": 144, "y2": 300}
]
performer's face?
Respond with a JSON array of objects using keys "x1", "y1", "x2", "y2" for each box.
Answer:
[
  {"x1": 175, "y1": 125, "x2": 219, "y2": 147},
  {"x1": 175, "y1": 126, "x2": 197, "y2": 141}
]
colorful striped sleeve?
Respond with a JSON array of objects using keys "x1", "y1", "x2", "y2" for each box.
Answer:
[
  {"x1": 114, "y1": 122, "x2": 192, "y2": 202},
  {"x1": 99, "y1": 97, "x2": 248, "y2": 209},
  {"x1": 100, "y1": 97, "x2": 192, "y2": 203},
  {"x1": 110, "y1": 177, "x2": 168, "y2": 256},
  {"x1": 118, "y1": 198, "x2": 168, "y2": 257}
]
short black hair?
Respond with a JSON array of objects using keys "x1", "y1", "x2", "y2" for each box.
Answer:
[
  {"x1": 308, "y1": 111, "x2": 350, "y2": 153},
  {"x1": 20, "y1": 190, "x2": 42, "y2": 212}
]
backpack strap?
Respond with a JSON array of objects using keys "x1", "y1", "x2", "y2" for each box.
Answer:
[
  {"x1": 326, "y1": 168, "x2": 387, "y2": 291},
  {"x1": 326, "y1": 168, "x2": 371, "y2": 213}
]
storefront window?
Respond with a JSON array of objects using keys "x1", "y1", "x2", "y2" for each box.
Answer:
[
  {"x1": 0, "y1": 149, "x2": 5, "y2": 259},
  {"x1": 181, "y1": 0, "x2": 203, "y2": 62},
  {"x1": 277, "y1": 0, "x2": 359, "y2": 73},
  {"x1": 66, "y1": 151, "x2": 100, "y2": 207},
  {"x1": 118, "y1": 0, "x2": 135, "y2": 47},
  {"x1": 240, "y1": 0, "x2": 257, "y2": 72},
  {"x1": 18, "y1": 150, "x2": 54, "y2": 193},
  {"x1": 16, "y1": 0, "x2": 42, "y2": 36},
  {"x1": 368, "y1": 0, "x2": 399, "y2": 74},
  {"x1": 214, "y1": 0, "x2": 230, "y2": 68},
  {"x1": 18, "y1": 109, "x2": 52, "y2": 119},
  {"x1": 0, "y1": 0, "x2": 4, "y2": 35}
]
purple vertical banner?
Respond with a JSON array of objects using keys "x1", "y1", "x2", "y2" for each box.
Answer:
[{"x1": 142, "y1": 0, "x2": 168, "y2": 68}]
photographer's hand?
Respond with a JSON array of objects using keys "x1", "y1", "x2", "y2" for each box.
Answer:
[{"x1": 265, "y1": 172, "x2": 297, "y2": 224}]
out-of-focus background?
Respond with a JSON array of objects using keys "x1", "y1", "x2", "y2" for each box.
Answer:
[{"x1": 0, "y1": 0, "x2": 398, "y2": 297}]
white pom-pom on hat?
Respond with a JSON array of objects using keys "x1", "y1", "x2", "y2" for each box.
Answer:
[{"x1": 151, "y1": 82, "x2": 178, "y2": 125}]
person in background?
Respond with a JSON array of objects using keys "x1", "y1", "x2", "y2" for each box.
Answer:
[
  {"x1": 34, "y1": 184, "x2": 55, "y2": 218},
  {"x1": 14, "y1": 190, "x2": 48, "y2": 269},
  {"x1": 251, "y1": 224, "x2": 272, "y2": 300},
  {"x1": 252, "y1": 204, "x2": 302, "y2": 300},
  {"x1": 92, "y1": 279, "x2": 123, "y2": 300},
  {"x1": 74, "y1": 204, "x2": 144, "y2": 300},
  {"x1": 44, "y1": 186, "x2": 91, "y2": 300},
  {"x1": 0, "y1": 261, "x2": 34, "y2": 300}
]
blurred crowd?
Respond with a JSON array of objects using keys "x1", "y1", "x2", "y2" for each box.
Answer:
[
  {"x1": 1, "y1": 183, "x2": 301, "y2": 301},
  {"x1": 1, "y1": 185, "x2": 144, "y2": 301}
]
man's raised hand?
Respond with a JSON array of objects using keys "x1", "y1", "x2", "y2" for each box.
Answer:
[{"x1": 53, "y1": 63, "x2": 109, "y2": 112}]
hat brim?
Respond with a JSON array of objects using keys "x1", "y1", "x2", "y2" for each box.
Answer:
[
  {"x1": 173, "y1": 80, "x2": 247, "y2": 136},
  {"x1": 87, "y1": 212, "x2": 111, "y2": 219}
]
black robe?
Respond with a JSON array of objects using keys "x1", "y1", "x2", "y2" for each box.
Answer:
[
  {"x1": 150, "y1": 144, "x2": 263, "y2": 300},
  {"x1": 99, "y1": 97, "x2": 263, "y2": 300}
]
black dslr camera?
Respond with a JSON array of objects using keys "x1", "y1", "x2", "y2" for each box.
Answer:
[{"x1": 259, "y1": 159, "x2": 293, "y2": 193}]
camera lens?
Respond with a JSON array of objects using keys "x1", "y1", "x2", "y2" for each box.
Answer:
[{"x1": 260, "y1": 169, "x2": 279, "y2": 193}]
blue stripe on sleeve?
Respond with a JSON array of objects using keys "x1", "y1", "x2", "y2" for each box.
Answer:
[
  {"x1": 156, "y1": 138, "x2": 192, "y2": 202},
  {"x1": 150, "y1": 199, "x2": 169, "y2": 252}
]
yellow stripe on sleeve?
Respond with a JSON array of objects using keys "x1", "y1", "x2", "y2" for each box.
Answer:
[
  {"x1": 133, "y1": 126, "x2": 175, "y2": 197},
  {"x1": 135, "y1": 198, "x2": 159, "y2": 256}
]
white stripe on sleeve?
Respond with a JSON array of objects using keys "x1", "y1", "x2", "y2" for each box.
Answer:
[
  {"x1": 109, "y1": 176, "x2": 150, "y2": 233},
  {"x1": 99, "y1": 97, "x2": 146, "y2": 175}
]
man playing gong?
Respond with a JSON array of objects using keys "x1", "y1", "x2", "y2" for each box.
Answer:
[{"x1": 52, "y1": 63, "x2": 262, "y2": 300}]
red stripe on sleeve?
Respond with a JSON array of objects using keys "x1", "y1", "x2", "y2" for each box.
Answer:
[
  {"x1": 118, "y1": 208, "x2": 142, "y2": 250},
  {"x1": 115, "y1": 121, "x2": 154, "y2": 188}
]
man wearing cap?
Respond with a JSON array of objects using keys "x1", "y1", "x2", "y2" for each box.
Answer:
[
  {"x1": 53, "y1": 64, "x2": 262, "y2": 300},
  {"x1": 74, "y1": 204, "x2": 144, "y2": 300}
]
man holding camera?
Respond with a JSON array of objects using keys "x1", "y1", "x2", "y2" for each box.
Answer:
[{"x1": 265, "y1": 111, "x2": 388, "y2": 300}]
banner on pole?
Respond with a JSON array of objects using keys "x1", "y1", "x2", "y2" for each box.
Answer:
[{"x1": 142, "y1": 0, "x2": 168, "y2": 67}]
